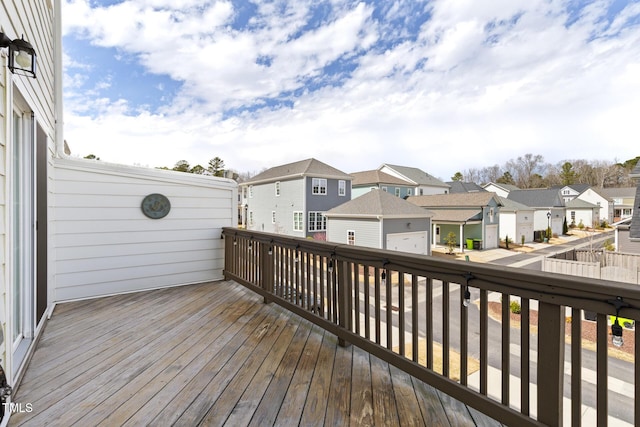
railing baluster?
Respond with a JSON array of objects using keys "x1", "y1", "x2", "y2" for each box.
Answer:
[
  {"x1": 375, "y1": 267, "x2": 381, "y2": 345},
  {"x1": 412, "y1": 275, "x2": 419, "y2": 364},
  {"x1": 364, "y1": 266, "x2": 371, "y2": 340},
  {"x1": 597, "y1": 313, "x2": 608, "y2": 427},
  {"x1": 502, "y1": 293, "x2": 510, "y2": 405},
  {"x1": 319, "y1": 256, "x2": 326, "y2": 318},
  {"x1": 399, "y1": 272, "x2": 405, "y2": 356},
  {"x1": 636, "y1": 326, "x2": 639, "y2": 426},
  {"x1": 571, "y1": 307, "x2": 581, "y2": 426},
  {"x1": 480, "y1": 289, "x2": 488, "y2": 395},
  {"x1": 443, "y1": 281, "x2": 450, "y2": 378},
  {"x1": 386, "y1": 268, "x2": 392, "y2": 350},
  {"x1": 460, "y1": 283, "x2": 468, "y2": 386},
  {"x1": 426, "y1": 277, "x2": 433, "y2": 370},
  {"x1": 354, "y1": 263, "x2": 360, "y2": 335},
  {"x1": 537, "y1": 302, "x2": 565, "y2": 427},
  {"x1": 521, "y1": 298, "x2": 530, "y2": 416}
]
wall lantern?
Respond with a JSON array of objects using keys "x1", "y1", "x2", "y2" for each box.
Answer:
[{"x1": 0, "y1": 32, "x2": 37, "y2": 78}]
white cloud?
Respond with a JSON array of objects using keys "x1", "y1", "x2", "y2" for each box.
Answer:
[{"x1": 61, "y1": 0, "x2": 640, "y2": 179}]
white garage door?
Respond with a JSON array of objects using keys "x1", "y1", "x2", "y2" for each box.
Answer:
[
  {"x1": 386, "y1": 232, "x2": 428, "y2": 255},
  {"x1": 517, "y1": 225, "x2": 534, "y2": 243},
  {"x1": 484, "y1": 225, "x2": 499, "y2": 249}
]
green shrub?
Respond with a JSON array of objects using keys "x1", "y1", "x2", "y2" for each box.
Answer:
[{"x1": 510, "y1": 300, "x2": 522, "y2": 314}]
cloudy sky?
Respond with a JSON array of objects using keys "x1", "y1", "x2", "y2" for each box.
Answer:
[{"x1": 61, "y1": 0, "x2": 640, "y2": 180}]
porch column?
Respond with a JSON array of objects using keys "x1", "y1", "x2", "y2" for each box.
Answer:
[{"x1": 459, "y1": 224, "x2": 464, "y2": 253}]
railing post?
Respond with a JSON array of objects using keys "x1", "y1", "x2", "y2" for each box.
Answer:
[
  {"x1": 337, "y1": 259, "x2": 351, "y2": 347},
  {"x1": 261, "y1": 241, "x2": 274, "y2": 304},
  {"x1": 223, "y1": 231, "x2": 232, "y2": 280},
  {"x1": 537, "y1": 301, "x2": 565, "y2": 427}
]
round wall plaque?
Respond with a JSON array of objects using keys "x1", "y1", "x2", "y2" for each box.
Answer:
[{"x1": 141, "y1": 193, "x2": 171, "y2": 219}]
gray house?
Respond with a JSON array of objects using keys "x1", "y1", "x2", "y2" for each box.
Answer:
[
  {"x1": 325, "y1": 189, "x2": 432, "y2": 255},
  {"x1": 407, "y1": 192, "x2": 502, "y2": 251},
  {"x1": 240, "y1": 158, "x2": 352, "y2": 238},
  {"x1": 616, "y1": 163, "x2": 640, "y2": 253},
  {"x1": 350, "y1": 170, "x2": 414, "y2": 199}
]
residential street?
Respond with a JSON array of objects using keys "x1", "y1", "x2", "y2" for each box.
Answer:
[{"x1": 377, "y1": 229, "x2": 635, "y2": 425}]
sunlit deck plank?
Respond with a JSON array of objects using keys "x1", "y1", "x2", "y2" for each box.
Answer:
[{"x1": 10, "y1": 280, "x2": 485, "y2": 427}]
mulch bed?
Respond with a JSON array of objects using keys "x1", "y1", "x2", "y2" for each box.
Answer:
[{"x1": 488, "y1": 302, "x2": 634, "y2": 356}]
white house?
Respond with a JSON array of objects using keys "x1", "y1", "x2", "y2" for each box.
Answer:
[
  {"x1": 482, "y1": 182, "x2": 520, "y2": 198},
  {"x1": 554, "y1": 184, "x2": 610, "y2": 223},
  {"x1": 498, "y1": 197, "x2": 535, "y2": 243},
  {"x1": 379, "y1": 164, "x2": 450, "y2": 196}
]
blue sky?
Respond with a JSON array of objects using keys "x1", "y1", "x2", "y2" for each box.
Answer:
[{"x1": 61, "y1": 0, "x2": 640, "y2": 179}]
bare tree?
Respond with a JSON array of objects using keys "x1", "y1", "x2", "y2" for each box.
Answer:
[{"x1": 506, "y1": 153, "x2": 545, "y2": 188}]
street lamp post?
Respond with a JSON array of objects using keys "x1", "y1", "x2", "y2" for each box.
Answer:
[{"x1": 547, "y1": 211, "x2": 552, "y2": 241}]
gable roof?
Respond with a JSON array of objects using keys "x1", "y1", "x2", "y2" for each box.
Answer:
[
  {"x1": 446, "y1": 181, "x2": 487, "y2": 193},
  {"x1": 498, "y1": 197, "x2": 534, "y2": 213},
  {"x1": 551, "y1": 184, "x2": 591, "y2": 194},
  {"x1": 379, "y1": 164, "x2": 450, "y2": 188},
  {"x1": 565, "y1": 198, "x2": 599, "y2": 209},
  {"x1": 325, "y1": 189, "x2": 432, "y2": 218},
  {"x1": 350, "y1": 170, "x2": 413, "y2": 187},
  {"x1": 507, "y1": 189, "x2": 565, "y2": 208},
  {"x1": 599, "y1": 187, "x2": 637, "y2": 199},
  {"x1": 482, "y1": 182, "x2": 520, "y2": 193},
  {"x1": 243, "y1": 158, "x2": 351, "y2": 185},
  {"x1": 406, "y1": 192, "x2": 502, "y2": 208}
]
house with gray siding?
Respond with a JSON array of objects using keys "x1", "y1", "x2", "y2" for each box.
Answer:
[
  {"x1": 350, "y1": 170, "x2": 414, "y2": 199},
  {"x1": 614, "y1": 163, "x2": 640, "y2": 252},
  {"x1": 407, "y1": 193, "x2": 502, "y2": 251},
  {"x1": 240, "y1": 158, "x2": 352, "y2": 238},
  {"x1": 379, "y1": 164, "x2": 450, "y2": 196},
  {"x1": 325, "y1": 189, "x2": 432, "y2": 255}
]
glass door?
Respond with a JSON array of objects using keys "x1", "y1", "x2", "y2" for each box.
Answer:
[{"x1": 11, "y1": 106, "x2": 35, "y2": 374}]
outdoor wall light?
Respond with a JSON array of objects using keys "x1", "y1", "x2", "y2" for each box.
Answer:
[{"x1": 0, "y1": 33, "x2": 37, "y2": 78}]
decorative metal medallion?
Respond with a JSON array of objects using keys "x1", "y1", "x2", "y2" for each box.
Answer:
[{"x1": 141, "y1": 193, "x2": 171, "y2": 219}]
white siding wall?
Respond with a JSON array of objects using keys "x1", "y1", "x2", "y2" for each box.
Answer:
[
  {"x1": 2, "y1": 0, "x2": 57, "y2": 383},
  {"x1": 247, "y1": 179, "x2": 304, "y2": 236},
  {"x1": 52, "y1": 159, "x2": 237, "y2": 301},
  {"x1": 327, "y1": 218, "x2": 381, "y2": 249}
]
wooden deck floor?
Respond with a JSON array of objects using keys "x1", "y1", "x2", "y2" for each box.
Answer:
[{"x1": 11, "y1": 281, "x2": 499, "y2": 426}]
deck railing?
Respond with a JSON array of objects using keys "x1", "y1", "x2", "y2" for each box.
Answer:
[{"x1": 222, "y1": 228, "x2": 640, "y2": 427}]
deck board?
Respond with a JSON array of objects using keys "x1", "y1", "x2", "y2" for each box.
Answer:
[{"x1": 11, "y1": 280, "x2": 491, "y2": 426}]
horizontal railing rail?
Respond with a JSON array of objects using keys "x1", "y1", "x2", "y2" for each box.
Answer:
[{"x1": 222, "y1": 228, "x2": 640, "y2": 427}]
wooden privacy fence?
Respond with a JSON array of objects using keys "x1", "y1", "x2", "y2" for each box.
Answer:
[
  {"x1": 545, "y1": 250, "x2": 640, "y2": 284},
  {"x1": 222, "y1": 228, "x2": 640, "y2": 427}
]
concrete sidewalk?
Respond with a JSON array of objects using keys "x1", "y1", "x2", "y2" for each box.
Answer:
[{"x1": 432, "y1": 230, "x2": 612, "y2": 265}]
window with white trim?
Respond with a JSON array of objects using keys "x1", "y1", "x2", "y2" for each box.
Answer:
[
  {"x1": 312, "y1": 178, "x2": 327, "y2": 195},
  {"x1": 249, "y1": 185, "x2": 253, "y2": 198},
  {"x1": 308, "y1": 211, "x2": 326, "y2": 231},
  {"x1": 272, "y1": 211, "x2": 276, "y2": 224},
  {"x1": 275, "y1": 181, "x2": 280, "y2": 197},
  {"x1": 347, "y1": 230, "x2": 355, "y2": 245},
  {"x1": 249, "y1": 211, "x2": 254, "y2": 226},
  {"x1": 407, "y1": 189, "x2": 412, "y2": 196},
  {"x1": 338, "y1": 180, "x2": 346, "y2": 196},
  {"x1": 395, "y1": 188, "x2": 400, "y2": 197},
  {"x1": 381, "y1": 186, "x2": 388, "y2": 192},
  {"x1": 293, "y1": 212, "x2": 303, "y2": 231}
]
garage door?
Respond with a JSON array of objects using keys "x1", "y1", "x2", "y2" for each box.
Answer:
[
  {"x1": 484, "y1": 225, "x2": 499, "y2": 249},
  {"x1": 386, "y1": 232, "x2": 428, "y2": 255},
  {"x1": 517, "y1": 225, "x2": 534, "y2": 243}
]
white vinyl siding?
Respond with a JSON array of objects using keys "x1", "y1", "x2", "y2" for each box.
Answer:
[
  {"x1": 327, "y1": 218, "x2": 381, "y2": 249},
  {"x1": 245, "y1": 178, "x2": 304, "y2": 235},
  {"x1": 52, "y1": 159, "x2": 236, "y2": 301}
]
